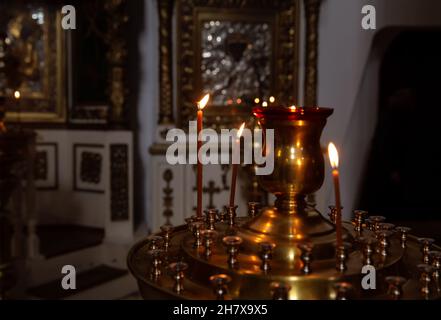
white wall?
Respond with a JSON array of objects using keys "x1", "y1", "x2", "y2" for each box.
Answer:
[
  {"x1": 35, "y1": 130, "x2": 134, "y2": 243},
  {"x1": 316, "y1": 0, "x2": 441, "y2": 218}
]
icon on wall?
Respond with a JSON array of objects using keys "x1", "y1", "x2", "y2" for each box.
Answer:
[
  {"x1": 73, "y1": 144, "x2": 105, "y2": 193},
  {"x1": 34, "y1": 143, "x2": 58, "y2": 190}
]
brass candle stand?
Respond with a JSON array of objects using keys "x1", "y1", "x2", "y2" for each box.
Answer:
[{"x1": 128, "y1": 106, "x2": 441, "y2": 300}]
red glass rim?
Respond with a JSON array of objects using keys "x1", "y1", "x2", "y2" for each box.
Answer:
[{"x1": 253, "y1": 106, "x2": 334, "y2": 120}]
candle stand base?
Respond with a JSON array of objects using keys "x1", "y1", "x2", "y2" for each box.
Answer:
[{"x1": 128, "y1": 107, "x2": 440, "y2": 300}]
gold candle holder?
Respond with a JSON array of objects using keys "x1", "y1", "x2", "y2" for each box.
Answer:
[{"x1": 127, "y1": 106, "x2": 441, "y2": 300}]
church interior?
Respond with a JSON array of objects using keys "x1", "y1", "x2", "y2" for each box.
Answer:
[{"x1": 1, "y1": 0, "x2": 441, "y2": 300}]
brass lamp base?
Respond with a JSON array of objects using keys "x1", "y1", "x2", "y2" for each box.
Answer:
[
  {"x1": 128, "y1": 215, "x2": 441, "y2": 300},
  {"x1": 128, "y1": 106, "x2": 441, "y2": 300},
  {"x1": 238, "y1": 205, "x2": 347, "y2": 264}
]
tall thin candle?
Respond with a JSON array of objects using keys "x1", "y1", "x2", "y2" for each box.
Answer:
[
  {"x1": 229, "y1": 122, "x2": 245, "y2": 206},
  {"x1": 196, "y1": 94, "x2": 209, "y2": 217},
  {"x1": 14, "y1": 90, "x2": 20, "y2": 124},
  {"x1": 328, "y1": 142, "x2": 342, "y2": 247}
]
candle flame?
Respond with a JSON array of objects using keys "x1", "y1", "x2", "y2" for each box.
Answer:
[
  {"x1": 269, "y1": 96, "x2": 275, "y2": 103},
  {"x1": 262, "y1": 101, "x2": 268, "y2": 107},
  {"x1": 14, "y1": 90, "x2": 20, "y2": 99},
  {"x1": 237, "y1": 122, "x2": 245, "y2": 138},
  {"x1": 289, "y1": 105, "x2": 296, "y2": 111},
  {"x1": 290, "y1": 147, "x2": 295, "y2": 160},
  {"x1": 328, "y1": 142, "x2": 339, "y2": 169},
  {"x1": 198, "y1": 94, "x2": 210, "y2": 110}
]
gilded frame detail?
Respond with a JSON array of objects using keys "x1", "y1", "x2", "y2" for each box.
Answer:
[{"x1": 177, "y1": 0, "x2": 300, "y2": 128}]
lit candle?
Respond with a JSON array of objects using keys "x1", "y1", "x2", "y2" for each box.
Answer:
[
  {"x1": 328, "y1": 142, "x2": 342, "y2": 247},
  {"x1": 196, "y1": 94, "x2": 210, "y2": 217},
  {"x1": 14, "y1": 90, "x2": 21, "y2": 124},
  {"x1": 229, "y1": 122, "x2": 245, "y2": 206}
]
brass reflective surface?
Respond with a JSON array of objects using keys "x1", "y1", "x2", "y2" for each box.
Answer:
[
  {"x1": 240, "y1": 107, "x2": 341, "y2": 260},
  {"x1": 128, "y1": 106, "x2": 441, "y2": 300},
  {"x1": 128, "y1": 222, "x2": 441, "y2": 300}
]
